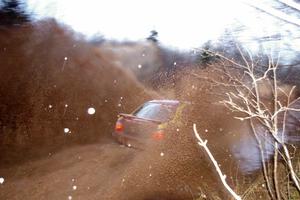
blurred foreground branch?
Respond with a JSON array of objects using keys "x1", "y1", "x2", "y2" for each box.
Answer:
[{"x1": 193, "y1": 124, "x2": 242, "y2": 200}]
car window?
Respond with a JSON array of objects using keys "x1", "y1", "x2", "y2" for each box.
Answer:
[{"x1": 133, "y1": 103, "x2": 177, "y2": 122}]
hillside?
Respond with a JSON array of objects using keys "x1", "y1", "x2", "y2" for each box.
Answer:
[{"x1": 0, "y1": 19, "x2": 154, "y2": 165}]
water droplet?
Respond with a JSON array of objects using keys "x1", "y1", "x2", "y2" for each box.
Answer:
[
  {"x1": 68, "y1": 195, "x2": 72, "y2": 200},
  {"x1": 73, "y1": 185, "x2": 77, "y2": 190},
  {"x1": 65, "y1": 104, "x2": 68, "y2": 108},
  {"x1": 48, "y1": 105, "x2": 53, "y2": 108},
  {"x1": 138, "y1": 64, "x2": 142, "y2": 69},
  {"x1": 0, "y1": 177, "x2": 4, "y2": 184},
  {"x1": 64, "y1": 57, "x2": 68, "y2": 61},
  {"x1": 205, "y1": 129, "x2": 208, "y2": 133},
  {"x1": 87, "y1": 107, "x2": 96, "y2": 115},
  {"x1": 64, "y1": 128, "x2": 70, "y2": 133},
  {"x1": 160, "y1": 152, "x2": 164, "y2": 157}
]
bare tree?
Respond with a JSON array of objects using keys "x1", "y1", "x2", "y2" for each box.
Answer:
[
  {"x1": 0, "y1": 0, "x2": 30, "y2": 26},
  {"x1": 193, "y1": 47, "x2": 300, "y2": 199}
]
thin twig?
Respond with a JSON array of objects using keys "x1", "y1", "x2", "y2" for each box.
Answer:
[{"x1": 193, "y1": 124, "x2": 242, "y2": 200}]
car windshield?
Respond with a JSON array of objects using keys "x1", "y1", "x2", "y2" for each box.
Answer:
[{"x1": 133, "y1": 103, "x2": 177, "y2": 122}]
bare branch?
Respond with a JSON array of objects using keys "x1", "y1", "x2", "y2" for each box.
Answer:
[
  {"x1": 193, "y1": 124, "x2": 242, "y2": 200},
  {"x1": 205, "y1": 48, "x2": 300, "y2": 197},
  {"x1": 278, "y1": 0, "x2": 300, "y2": 12},
  {"x1": 242, "y1": 0, "x2": 300, "y2": 27}
]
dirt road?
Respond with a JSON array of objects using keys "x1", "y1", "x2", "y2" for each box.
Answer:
[
  {"x1": 0, "y1": 141, "x2": 140, "y2": 200},
  {"x1": 0, "y1": 134, "x2": 233, "y2": 200},
  {"x1": 0, "y1": 135, "x2": 269, "y2": 200},
  {"x1": 0, "y1": 136, "x2": 222, "y2": 200},
  {"x1": 0, "y1": 140, "x2": 204, "y2": 200}
]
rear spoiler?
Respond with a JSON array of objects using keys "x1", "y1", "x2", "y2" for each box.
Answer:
[{"x1": 118, "y1": 113, "x2": 162, "y2": 124}]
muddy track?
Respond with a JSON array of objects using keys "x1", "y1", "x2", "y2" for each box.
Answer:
[
  {"x1": 0, "y1": 136, "x2": 224, "y2": 200},
  {"x1": 0, "y1": 141, "x2": 138, "y2": 200}
]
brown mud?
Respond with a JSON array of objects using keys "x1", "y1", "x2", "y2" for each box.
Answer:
[
  {"x1": 0, "y1": 19, "x2": 154, "y2": 166},
  {"x1": 1, "y1": 19, "x2": 299, "y2": 200}
]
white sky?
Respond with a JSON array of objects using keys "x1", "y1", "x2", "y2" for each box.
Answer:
[
  {"x1": 27, "y1": 0, "x2": 252, "y2": 49},
  {"x1": 26, "y1": 0, "x2": 300, "y2": 52}
]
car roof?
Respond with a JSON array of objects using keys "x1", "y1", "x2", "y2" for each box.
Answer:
[{"x1": 148, "y1": 99, "x2": 180, "y2": 105}]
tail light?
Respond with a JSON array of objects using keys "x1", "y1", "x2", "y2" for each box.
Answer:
[
  {"x1": 115, "y1": 121, "x2": 124, "y2": 133},
  {"x1": 152, "y1": 130, "x2": 164, "y2": 140}
]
